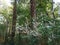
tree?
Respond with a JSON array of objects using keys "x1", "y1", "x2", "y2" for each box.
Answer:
[
  {"x1": 30, "y1": 0, "x2": 36, "y2": 30},
  {"x1": 10, "y1": 0, "x2": 17, "y2": 45}
]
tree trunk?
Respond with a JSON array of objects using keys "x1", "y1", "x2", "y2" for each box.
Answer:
[
  {"x1": 10, "y1": 0, "x2": 17, "y2": 45},
  {"x1": 30, "y1": 0, "x2": 36, "y2": 30},
  {"x1": 52, "y1": 0, "x2": 55, "y2": 19}
]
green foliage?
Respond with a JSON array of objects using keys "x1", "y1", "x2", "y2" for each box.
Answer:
[
  {"x1": 0, "y1": 24, "x2": 6, "y2": 30},
  {"x1": 0, "y1": 0, "x2": 60, "y2": 45}
]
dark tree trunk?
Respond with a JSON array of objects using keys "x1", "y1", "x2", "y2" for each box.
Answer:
[
  {"x1": 10, "y1": 0, "x2": 17, "y2": 45},
  {"x1": 30, "y1": 0, "x2": 36, "y2": 30}
]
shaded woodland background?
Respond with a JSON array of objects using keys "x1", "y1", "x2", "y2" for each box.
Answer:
[{"x1": 0, "y1": 0, "x2": 60, "y2": 45}]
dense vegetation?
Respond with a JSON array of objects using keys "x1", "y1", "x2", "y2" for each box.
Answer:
[{"x1": 0, "y1": 0, "x2": 60, "y2": 45}]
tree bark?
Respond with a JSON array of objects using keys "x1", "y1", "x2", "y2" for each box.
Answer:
[
  {"x1": 30, "y1": 0, "x2": 36, "y2": 30},
  {"x1": 10, "y1": 0, "x2": 17, "y2": 45}
]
